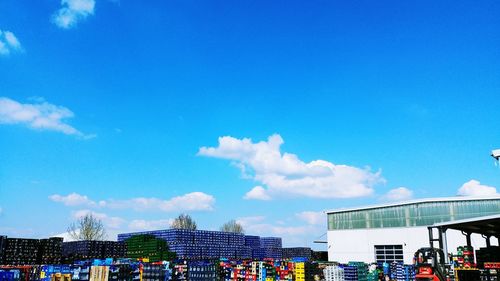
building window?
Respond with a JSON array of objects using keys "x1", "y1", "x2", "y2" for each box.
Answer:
[{"x1": 374, "y1": 245, "x2": 403, "y2": 263}]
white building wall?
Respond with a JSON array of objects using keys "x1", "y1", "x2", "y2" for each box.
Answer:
[{"x1": 327, "y1": 227, "x2": 493, "y2": 264}]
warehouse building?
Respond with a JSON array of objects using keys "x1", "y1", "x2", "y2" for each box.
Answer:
[{"x1": 327, "y1": 196, "x2": 500, "y2": 264}]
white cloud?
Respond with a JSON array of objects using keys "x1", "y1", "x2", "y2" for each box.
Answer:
[
  {"x1": 382, "y1": 187, "x2": 414, "y2": 202},
  {"x1": 457, "y1": 180, "x2": 498, "y2": 197},
  {"x1": 0, "y1": 97, "x2": 93, "y2": 138},
  {"x1": 0, "y1": 30, "x2": 22, "y2": 56},
  {"x1": 52, "y1": 0, "x2": 95, "y2": 29},
  {"x1": 244, "y1": 186, "x2": 271, "y2": 201},
  {"x1": 104, "y1": 192, "x2": 216, "y2": 212},
  {"x1": 236, "y1": 215, "x2": 320, "y2": 247},
  {"x1": 49, "y1": 193, "x2": 96, "y2": 207},
  {"x1": 51, "y1": 192, "x2": 216, "y2": 213},
  {"x1": 296, "y1": 211, "x2": 325, "y2": 225},
  {"x1": 128, "y1": 219, "x2": 174, "y2": 231},
  {"x1": 199, "y1": 134, "x2": 384, "y2": 199},
  {"x1": 72, "y1": 209, "x2": 125, "y2": 229}
]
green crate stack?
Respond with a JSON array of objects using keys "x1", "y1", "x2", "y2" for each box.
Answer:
[
  {"x1": 125, "y1": 234, "x2": 176, "y2": 262},
  {"x1": 347, "y1": 262, "x2": 368, "y2": 281}
]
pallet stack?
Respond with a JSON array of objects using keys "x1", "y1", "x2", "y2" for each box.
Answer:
[
  {"x1": 188, "y1": 261, "x2": 219, "y2": 281},
  {"x1": 323, "y1": 265, "x2": 344, "y2": 281},
  {"x1": 118, "y1": 229, "x2": 264, "y2": 260},
  {"x1": 282, "y1": 248, "x2": 312, "y2": 260},
  {"x1": 124, "y1": 235, "x2": 175, "y2": 262},
  {"x1": 63, "y1": 241, "x2": 126, "y2": 262}
]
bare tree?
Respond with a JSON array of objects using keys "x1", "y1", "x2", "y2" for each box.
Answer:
[
  {"x1": 220, "y1": 220, "x2": 244, "y2": 233},
  {"x1": 68, "y1": 213, "x2": 107, "y2": 241},
  {"x1": 170, "y1": 214, "x2": 197, "y2": 230}
]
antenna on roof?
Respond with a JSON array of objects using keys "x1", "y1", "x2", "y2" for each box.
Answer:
[{"x1": 492, "y1": 149, "x2": 500, "y2": 167}]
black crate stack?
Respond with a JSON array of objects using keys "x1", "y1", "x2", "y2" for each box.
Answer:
[
  {"x1": 0, "y1": 236, "x2": 6, "y2": 265},
  {"x1": 38, "y1": 237, "x2": 63, "y2": 264},
  {"x1": 282, "y1": 247, "x2": 312, "y2": 260},
  {"x1": 62, "y1": 240, "x2": 126, "y2": 261},
  {"x1": 3, "y1": 238, "x2": 39, "y2": 265}
]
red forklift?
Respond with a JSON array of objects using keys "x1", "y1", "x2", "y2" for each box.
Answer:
[{"x1": 414, "y1": 247, "x2": 449, "y2": 281}]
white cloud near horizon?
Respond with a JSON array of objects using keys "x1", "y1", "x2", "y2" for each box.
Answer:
[
  {"x1": 72, "y1": 209, "x2": 125, "y2": 229},
  {"x1": 0, "y1": 97, "x2": 93, "y2": 138},
  {"x1": 0, "y1": 30, "x2": 22, "y2": 56},
  {"x1": 50, "y1": 192, "x2": 216, "y2": 213},
  {"x1": 236, "y1": 215, "x2": 321, "y2": 247},
  {"x1": 128, "y1": 219, "x2": 174, "y2": 231},
  {"x1": 52, "y1": 0, "x2": 95, "y2": 29},
  {"x1": 295, "y1": 211, "x2": 325, "y2": 225},
  {"x1": 457, "y1": 180, "x2": 498, "y2": 196},
  {"x1": 199, "y1": 134, "x2": 384, "y2": 199},
  {"x1": 382, "y1": 187, "x2": 414, "y2": 202}
]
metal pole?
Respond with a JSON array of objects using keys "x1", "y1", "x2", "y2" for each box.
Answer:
[
  {"x1": 442, "y1": 229, "x2": 449, "y2": 264},
  {"x1": 466, "y1": 232, "x2": 472, "y2": 248}
]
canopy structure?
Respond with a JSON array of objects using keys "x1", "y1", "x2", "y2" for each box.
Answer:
[
  {"x1": 433, "y1": 214, "x2": 500, "y2": 238},
  {"x1": 428, "y1": 214, "x2": 500, "y2": 262}
]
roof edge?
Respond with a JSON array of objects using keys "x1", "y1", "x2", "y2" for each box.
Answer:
[{"x1": 325, "y1": 195, "x2": 500, "y2": 214}]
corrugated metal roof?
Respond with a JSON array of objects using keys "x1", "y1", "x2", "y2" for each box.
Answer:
[{"x1": 325, "y1": 196, "x2": 500, "y2": 214}]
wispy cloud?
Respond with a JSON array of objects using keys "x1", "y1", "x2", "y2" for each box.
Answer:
[
  {"x1": 0, "y1": 30, "x2": 22, "y2": 56},
  {"x1": 72, "y1": 209, "x2": 125, "y2": 229},
  {"x1": 244, "y1": 186, "x2": 271, "y2": 201},
  {"x1": 199, "y1": 134, "x2": 384, "y2": 199},
  {"x1": 295, "y1": 211, "x2": 325, "y2": 225},
  {"x1": 0, "y1": 97, "x2": 94, "y2": 138},
  {"x1": 457, "y1": 180, "x2": 498, "y2": 196},
  {"x1": 50, "y1": 192, "x2": 216, "y2": 213},
  {"x1": 128, "y1": 219, "x2": 174, "y2": 231},
  {"x1": 381, "y1": 187, "x2": 414, "y2": 202},
  {"x1": 49, "y1": 193, "x2": 97, "y2": 207},
  {"x1": 236, "y1": 215, "x2": 321, "y2": 247},
  {"x1": 52, "y1": 0, "x2": 95, "y2": 29}
]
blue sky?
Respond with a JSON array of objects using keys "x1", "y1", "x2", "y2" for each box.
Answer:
[{"x1": 0, "y1": 0, "x2": 499, "y2": 248}]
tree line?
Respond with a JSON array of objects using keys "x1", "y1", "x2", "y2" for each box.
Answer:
[{"x1": 68, "y1": 213, "x2": 245, "y2": 241}]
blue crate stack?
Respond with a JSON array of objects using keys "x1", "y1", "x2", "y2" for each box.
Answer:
[{"x1": 118, "y1": 229, "x2": 283, "y2": 260}]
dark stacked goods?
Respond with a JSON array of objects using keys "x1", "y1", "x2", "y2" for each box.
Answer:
[
  {"x1": 38, "y1": 237, "x2": 63, "y2": 264},
  {"x1": 124, "y1": 235, "x2": 175, "y2": 262},
  {"x1": 476, "y1": 246, "x2": 500, "y2": 268},
  {"x1": 0, "y1": 236, "x2": 6, "y2": 265},
  {"x1": 255, "y1": 237, "x2": 282, "y2": 259},
  {"x1": 282, "y1": 247, "x2": 312, "y2": 260},
  {"x1": 3, "y1": 238, "x2": 39, "y2": 265},
  {"x1": 63, "y1": 240, "x2": 126, "y2": 262}
]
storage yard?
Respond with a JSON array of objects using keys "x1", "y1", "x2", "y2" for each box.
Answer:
[{"x1": 1, "y1": 197, "x2": 500, "y2": 280}]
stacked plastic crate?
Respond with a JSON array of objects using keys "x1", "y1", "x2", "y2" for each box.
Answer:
[
  {"x1": 38, "y1": 238, "x2": 63, "y2": 264},
  {"x1": 3, "y1": 238, "x2": 40, "y2": 265},
  {"x1": 255, "y1": 237, "x2": 282, "y2": 260},
  {"x1": 389, "y1": 262, "x2": 406, "y2": 281},
  {"x1": 124, "y1": 235, "x2": 175, "y2": 262},
  {"x1": 282, "y1": 248, "x2": 312, "y2": 260},
  {"x1": 62, "y1": 241, "x2": 126, "y2": 261},
  {"x1": 172, "y1": 262, "x2": 188, "y2": 280},
  {"x1": 188, "y1": 261, "x2": 218, "y2": 281},
  {"x1": 346, "y1": 262, "x2": 367, "y2": 281},
  {"x1": 323, "y1": 265, "x2": 344, "y2": 281}
]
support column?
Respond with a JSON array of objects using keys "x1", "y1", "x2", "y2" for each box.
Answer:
[
  {"x1": 485, "y1": 235, "x2": 491, "y2": 248},
  {"x1": 442, "y1": 229, "x2": 449, "y2": 264},
  {"x1": 466, "y1": 233, "x2": 472, "y2": 248}
]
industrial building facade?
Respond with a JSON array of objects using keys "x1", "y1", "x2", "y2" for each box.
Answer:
[{"x1": 327, "y1": 196, "x2": 500, "y2": 264}]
